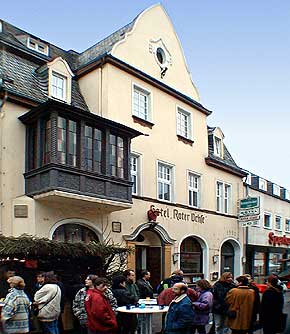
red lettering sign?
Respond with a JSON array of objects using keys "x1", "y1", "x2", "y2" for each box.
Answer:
[{"x1": 268, "y1": 232, "x2": 290, "y2": 246}]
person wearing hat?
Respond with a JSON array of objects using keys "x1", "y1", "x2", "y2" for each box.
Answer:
[{"x1": 1, "y1": 276, "x2": 31, "y2": 334}]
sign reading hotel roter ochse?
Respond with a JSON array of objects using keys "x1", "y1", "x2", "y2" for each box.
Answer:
[{"x1": 238, "y1": 197, "x2": 260, "y2": 227}]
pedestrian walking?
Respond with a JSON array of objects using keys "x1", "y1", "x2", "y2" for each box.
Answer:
[
  {"x1": 164, "y1": 283, "x2": 195, "y2": 334},
  {"x1": 192, "y1": 279, "x2": 213, "y2": 334},
  {"x1": 85, "y1": 277, "x2": 117, "y2": 334},
  {"x1": 1, "y1": 276, "x2": 30, "y2": 334},
  {"x1": 225, "y1": 275, "x2": 255, "y2": 334},
  {"x1": 112, "y1": 275, "x2": 138, "y2": 334},
  {"x1": 34, "y1": 273, "x2": 62, "y2": 334},
  {"x1": 260, "y1": 275, "x2": 285, "y2": 334},
  {"x1": 212, "y1": 272, "x2": 235, "y2": 334},
  {"x1": 136, "y1": 269, "x2": 154, "y2": 299}
]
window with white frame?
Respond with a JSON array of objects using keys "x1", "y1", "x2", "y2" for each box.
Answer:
[
  {"x1": 285, "y1": 219, "x2": 290, "y2": 233},
  {"x1": 264, "y1": 213, "x2": 272, "y2": 229},
  {"x1": 133, "y1": 85, "x2": 151, "y2": 121},
  {"x1": 157, "y1": 162, "x2": 173, "y2": 202},
  {"x1": 177, "y1": 107, "x2": 192, "y2": 139},
  {"x1": 273, "y1": 184, "x2": 280, "y2": 196},
  {"x1": 188, "y1": 173, "x2": 200, "y2": 207},
  {"x1": 214, "y1": 137, "x2": 222, "y2": 157},
  {"x1": 245, "y1": 173, "x2": 252, "y2": 185},
  {"x1": 224, "y1": 184, "x2": 231, "y2": 214},
  {"x1": 275, "y1": 215, "x2": 282, "y2": 230},
  {"x1": 259, "y1": 178, "x2": 267, "y2": 191},
  {"x1": 216, "y1": 181, "x2": 231, "y2": 213},
  {"x1": 27, "y1": 37, "x2": 49, "y2": 55},
  {"x1": 285, "y1": 189, "x2": 290, "y2": 201},
  {"x1": 51, "y1": 72, "x2": 67, "y2": 101},
  {"x1": 130, "y1": 154, "x2": 140, "y2": 195}
]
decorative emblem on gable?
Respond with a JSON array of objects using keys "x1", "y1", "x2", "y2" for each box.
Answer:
[{"x1": 149, "y1": 39, "x2": 172, "y2": 79}]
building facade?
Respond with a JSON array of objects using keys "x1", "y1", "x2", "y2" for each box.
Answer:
[
  {"x1": 244, "y1": 173, "x2": 290, "y2": 283},
  {"x1": 0, "y1": 4, "x2": 247, "y2": 290}
]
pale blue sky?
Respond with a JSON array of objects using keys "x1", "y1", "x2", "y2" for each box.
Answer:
[{"x1": 2, "y1": 1, "x2": 290, "y2": 188}]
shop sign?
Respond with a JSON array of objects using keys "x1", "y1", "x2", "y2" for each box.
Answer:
[
  {"x1": 268, "y1": 232, "x2": 290, "y2": 246},
  {"x1": 238, "y1": 197, "x2": 260, "y2": 227},
  {"x1": 148, "y1": 204, "x2": 205, "y2": 224}
]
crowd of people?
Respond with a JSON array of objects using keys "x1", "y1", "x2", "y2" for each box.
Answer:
[{"x1": 0, "y1": 268, "x2": 287, "y2": 334}]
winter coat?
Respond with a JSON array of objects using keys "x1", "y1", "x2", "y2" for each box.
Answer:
[
  {"x1": 136, "y1": 278, "x2": 154, "y2": 299},
  {"x1": 192, "y1": 290, "x2": 213, "y2": 326},
  {"x1": 157, "y1": 287, "x2": 198, "y2": 306},
  {"x1": 34, "y1": 283, "x2": 61, "y2": 322},
  {"x1": 260, "y1": 286, "x2": 284, "y2": 333},
  {"x1": 212, "y1": 280, "x2": 235, "y2": 314},
  {"x1": 72, "y1": 287, "x2": 87, "y2": 326},
  {"x1": 112, "y1": 286, "x2": 137, "y2": 306},
  {"x1": 125, "y1": 281, "x2": 139, "y2": 302},
  {"x1": 73, "y1": 287, "x2": 118, "y2": 326},
  {"x1": 1, "y1": 288, "x2": 30, "y2": 334},
  {"x1": 157, "y1": 275, "x2": 185, "y2": 294},
  {"x1": 165, "y1": 294, "x2": 195, "y2": 334},
  {"x1": 85, "y1": 288, "x2": 117, "y2": 333},
  {"x1": 225, "y1": 286, "x2": 255, "y2": 330}
]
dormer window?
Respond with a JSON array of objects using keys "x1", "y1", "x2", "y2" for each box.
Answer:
[
  {"x1": 41, "y1": 57, "x2": 73, "y2": 104},
  {"x1": 285, "y1": 189, "x2": 290, "y2": 200},
  {"x1": 214, "y1": 137, "x2": 222, "y2": 157},
  {"x1": 259, "y1": 178, "x2": 267, "y2": 191},
  {"x1": 27, "y1": 37, "x2": 49, "y2": 55},
  {"x1": 273, "y1": 184, "x2": 280, "y2": 197},
  {"x1": 52, "y1": 72, "x2": 67, "y2": 101}
]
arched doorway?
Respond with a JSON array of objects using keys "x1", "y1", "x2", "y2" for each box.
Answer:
[
  {"x1": 124, "y1": 222, "x2": 176, "y2": 290},
  {"x1": 135, "y1": 230, "x2": 162, "y2": 289},
  {"x1": 221, "y1": 241, "x2": 235, "y2": 274},
  {"x1": 180, "y1": 237, "x2": 203, "y2": 282}
]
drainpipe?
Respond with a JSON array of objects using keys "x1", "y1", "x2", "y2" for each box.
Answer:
[{"x1": 0, "y1": 78, "x2": 7, "y2": 234}]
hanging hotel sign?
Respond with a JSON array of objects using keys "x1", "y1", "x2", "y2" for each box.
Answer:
[
  {"x1": 147, "y1": 204, "x2": 206, "y2": 224},
  {"x1": 238, "y1": 197, "x2": 260, "y2": 227},
  {"x1": 268, "y1": 232, "x2": 290, "y2": 246}
]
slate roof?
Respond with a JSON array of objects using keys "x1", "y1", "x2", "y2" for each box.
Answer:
[
  {"x1": 207, "y1": 126, "x2": 246, "y2": 176},
  {"x1": 77, "y1": 20, "x2": 136, "y2": 69},
  {"x1": 0, "y1": 17, "x2": 138, "y2": 110}
]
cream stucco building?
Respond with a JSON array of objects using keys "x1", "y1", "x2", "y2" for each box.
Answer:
[{"x1": 0, "y1": 4, "x2": 248, "y2": 288}]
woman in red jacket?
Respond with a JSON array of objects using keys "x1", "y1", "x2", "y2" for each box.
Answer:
[{"x1": 85, "y1": 277, "x2": 117, "y2": 334}]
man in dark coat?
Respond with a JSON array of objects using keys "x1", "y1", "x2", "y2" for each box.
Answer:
[
  {"x1": 261, "y1": 275, "x2": 285, "y2": 334},
  {"x1": 136, "y1": 269, "x2": 153, "y2": 299},
  {"x1": 212, "y1": 272, "x2": 236, "y2": 334},
  {"x1": 157, "y1": 269, "x2": 184, "y2": 294},
  {"x1": 165, "y1": 283, "x2": 195, "y2": 334},
  {"x1": 112, "y1": 275, "x2": 138, "y2": 334}
]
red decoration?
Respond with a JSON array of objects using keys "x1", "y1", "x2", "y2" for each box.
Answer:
[{"x1": 147, "y1": 205, "x2": 160, "y2": 222}]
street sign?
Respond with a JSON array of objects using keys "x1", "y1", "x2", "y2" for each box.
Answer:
[
  {"x1": 238, "y1": 215, "x2": 260, "y2": 222},
  {"x1": 238, "y1": 197, "x2": 260, "y2": 227},
  {"x1": 239, "y1": 197, "x2": 259, "y2": 209},
  {"x1": 241, "y1": 221, "x2": 259, "y2": 227}
]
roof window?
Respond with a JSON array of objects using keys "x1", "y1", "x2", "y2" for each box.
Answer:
[{"x1": 27, "y1": 37, "x2": 49, "y2": 55}]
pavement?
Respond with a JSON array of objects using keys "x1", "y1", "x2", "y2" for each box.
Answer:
[{"x1": 152, "y1": 291, "x2": 290, "y2": 334}]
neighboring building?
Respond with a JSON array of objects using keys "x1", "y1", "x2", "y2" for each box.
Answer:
[
  {"x1": 0, "y1": 4, "x2": 247, "y2": 292},
  {"x1": 244, "y1": 173, "x2": 290, "y2": 283}
]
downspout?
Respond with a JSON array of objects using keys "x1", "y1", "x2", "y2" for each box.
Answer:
[
  {"x1": 0, "y1": 79, "x2": 7, "y2": 234},
  {"x1": 98, "y1": 56, "x2": 106, "y2": 117}
]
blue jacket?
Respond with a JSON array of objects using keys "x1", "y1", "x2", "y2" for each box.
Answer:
[{"x1": 165, "y1": 294, "x2": 195, "y2": 334}]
